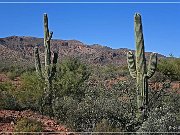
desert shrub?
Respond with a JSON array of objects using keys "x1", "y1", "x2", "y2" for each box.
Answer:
[
  {"x1": 148, "y1": 82, "x2": 180, "y2": 112},
  {"x1": 54, "y1": 80, "x2": 137, "y2": 132},
  {"x1": 6, "y1": 71, "x2": 17, "y2": 80},
  {"x1": 52, "y1": 96, "x2": 79, "y2": 130},
  {"x1": 0, "y1": 62, "x2": 11, "y2": 72},
  {"x1": 158, "y1": 58, "x2": 180, "y2": 81},
  {"x1": 54, "y1": 57, "x2": 90, "y2": 101},
  {"x1": 0, "y1": 91, "x2": 16, "y2": 110},
  {"x1": 101, "y1": 64, "x2": 120, "y2": 79},
  {"x1": 93, "y1": 119, "x2": 122, "y2": 133},
  {"x1": 14, "y1": 118, "x2": 43, "y2": 133},
  {"x1": 138, "y1": 86, "x2": 180, "y2": 133},
  {"x1": 138, "y1": 107, "x2": 179, "y2": 133},
  {"x1": 13, "y1": 72, "x2": 44, "y2": 111},
  {"x1": 95, "y1": 65, "x2": 129, "y2": 81},
  {"x1": 51, "y1": 56, "x2": 179, "y2": 133},
  {"x1": 149, "y1": 71, "x2": 167, "y2": 83},
  {"x1": 0, "y1": 81, "x2": 14, "y2": 91},
  {"x1": 0, "y1": 62, "x2": 35, "y2": 78},
  {"x1": 0, "y1": 82, "x2": 19, "y2": 110}
]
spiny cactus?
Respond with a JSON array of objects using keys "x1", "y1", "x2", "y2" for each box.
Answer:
[
  {"x1": 34, "y1": 13, "x2": 58, "y2": 115},
  {"x1": 127, "y1": 13, "x2": 157, "y2": 120}
]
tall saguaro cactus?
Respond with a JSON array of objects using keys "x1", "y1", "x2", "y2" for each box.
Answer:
[
  {"x1": 127, "y1": 13, "x2": 157, "y2": 120},
  {"x1": 34, "y1": 13, "x2": 58, "y2": 115}
]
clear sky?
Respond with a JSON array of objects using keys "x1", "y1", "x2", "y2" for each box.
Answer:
[{"x1": 0, "y1": 1, "x2": 180, "y2": 57}]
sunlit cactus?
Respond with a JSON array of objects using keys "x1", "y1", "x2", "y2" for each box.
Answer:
[
  {"x1": 34, "y1": 13, "x2": 58, "y2": 115},
  {"x1": 127, "y1": 13, "x2": 157, "y2": 120}
]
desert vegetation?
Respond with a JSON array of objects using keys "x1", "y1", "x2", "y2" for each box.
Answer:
[{"x1": 0, "y1": 13, "x2": 179, "y2": 133}]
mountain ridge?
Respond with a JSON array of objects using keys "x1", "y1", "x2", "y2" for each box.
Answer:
[{"x1": 0, "y1": 36, "x2": 165, "y2": 68}]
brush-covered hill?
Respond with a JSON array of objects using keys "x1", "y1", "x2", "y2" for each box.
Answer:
[{"x1": 0, "y1": 36, "x2": 165, "y2": 69}]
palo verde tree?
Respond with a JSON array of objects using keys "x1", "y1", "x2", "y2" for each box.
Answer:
[
  {"x1": 127, "y1": 13, "x2": 157, "y2": 121},
  {"x1": 34, "y1": 13, "x2": 58, "y2": 115}
]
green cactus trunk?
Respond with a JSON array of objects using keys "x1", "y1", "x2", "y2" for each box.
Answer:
[
  {"x1": 44, "y1": 13, "x2": 53, "y2": 114},
  {"x1": 135, "y1": 13, "x2": 147, "y2": 114},
  {"x1": 34, "y1": 13, "x2": 58, "y2": 116},
  {"x1": 127, "y1": 13, "x2": 157, "y2": 121}
]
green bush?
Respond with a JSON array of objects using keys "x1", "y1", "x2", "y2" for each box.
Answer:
[
  {"x1": 149, "y1": 71, "x2": 167, "y2": 83},
  {"x1": 93, "y1": 119, "x2": 122, "y2": 133},
  {"x1": 13, "y1": 72, "x2": 44, "y2": 111},
  {"x1": 93, "y1": 65, "x2": 128, "y2": 81},
  {"x1": 53, "y1": 80, "x2": 137, "y2": 132},
  {"x1": 6, "y1": 71, "x2": 17, "y2": 80},
  {"x1": 14, "y1": 118, "x2": 43, "y2": 133},
  {"x1": 0, "y1": 82, "x2": 19, "y2": 110},
  {"x1": 0, "y1": 81, "x2": 14, "y2": 91},
  {"x1": 138, "y1": 88, "x2": 180, "y2": 133},
  {"x1": 0, "y1": 91, "x2": 18, "y2": 110},
  {"x1": 158, "y1": 58, "x2": 180, "y2": 81},
  {"x1": 0, "y1": 62, "x2": 18, "y2": 73},
  {"x1": 138, "y1": 107, "x2": 179, "y2": 133},
  {"x1": 54, "y1": 57, "x2": 90, "y2": 101},
  {"x1": 0, "y1": 62, "x2": 35, "y2": 78}
]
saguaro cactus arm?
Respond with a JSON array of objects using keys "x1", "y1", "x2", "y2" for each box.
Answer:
[
  {"x1": 147, "y1": 53, "x2": 157, "y2": 78},
  {"x1": 50, "y1": 51, "x2": 58, "y2": 79},
  {"x1": 127, "y1": 51, "x2": 137, "y2": 78},
  {"x1": 47, "y1": 31, "x2": 53, "y2": 41},
  {"x1": 34, "y1": 45, "x2": 43, "y2": 78}
]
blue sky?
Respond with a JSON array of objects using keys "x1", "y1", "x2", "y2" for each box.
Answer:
[
  {"x1": 0, "y1": 2, "x2": 180, "y2": 57},
  {"x1": 2, "y1": 0, "x2": 180, "y2": 2}
]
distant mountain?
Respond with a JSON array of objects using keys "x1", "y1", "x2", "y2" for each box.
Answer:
[{"x1": 0, "y1": 36, "x2": 165, "y2": 68}]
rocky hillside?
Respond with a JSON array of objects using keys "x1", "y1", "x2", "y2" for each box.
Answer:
[
  {"x1": 0, "y1": 36, "x2": 165, "y2": 68},
  {"x1": 0, "y1": 110, "x2": 71, "y2": 133}
]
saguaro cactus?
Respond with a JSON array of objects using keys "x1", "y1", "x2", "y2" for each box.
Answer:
[
  {"x1": 34, "y1": 13, "x2": 58, "y2": 115},
  {"x1": 127, "y1": 13, "x2": 157, "y2": 120}
]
